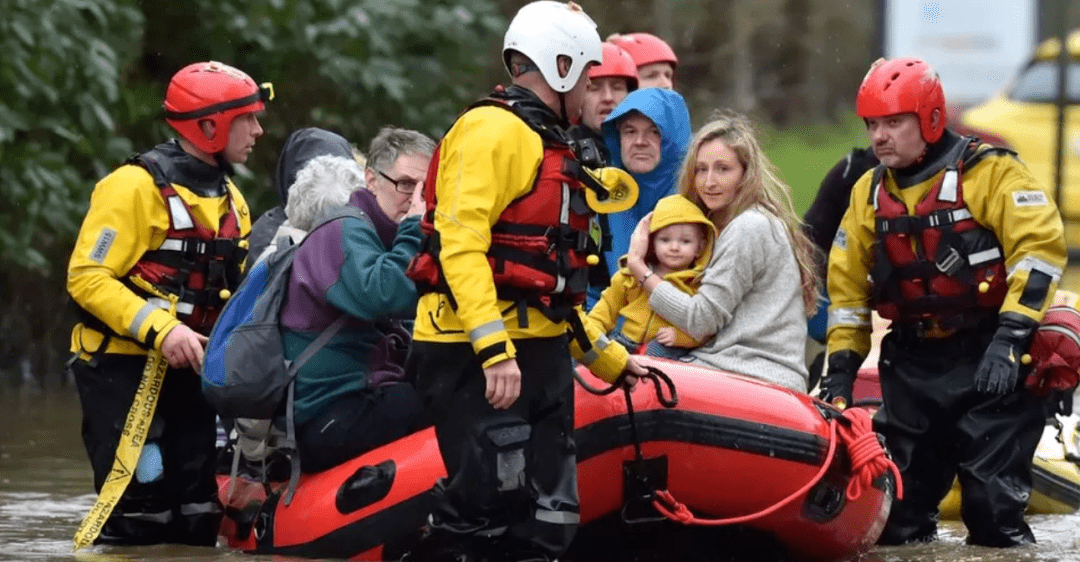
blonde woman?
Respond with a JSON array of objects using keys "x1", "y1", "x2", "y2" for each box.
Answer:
[{"x1": 625, "y1": 110, "x2": 822, "y2": 391}]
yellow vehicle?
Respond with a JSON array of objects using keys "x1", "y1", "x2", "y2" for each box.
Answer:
[{"x1": 960, "y1": 29, "x2": 1080, "y2": 248}]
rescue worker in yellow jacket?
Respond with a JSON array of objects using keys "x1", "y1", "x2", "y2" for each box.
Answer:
[
  {"x1": 588, "y1": 194, "x2": 718, "y2": 357},
  {"x1": 821, "y1": 57, "x2": 1066, "y2": 547},
  {"x1": 67, "y1": 61, "x2": 270, "y2": 546},
  {"x1": 401, "y1": 3, "x2": 648, "y2": 561}
]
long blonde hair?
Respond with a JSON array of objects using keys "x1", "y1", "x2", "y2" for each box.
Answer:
[{"x1": 676, "y1": 110, "x2": 822, "y2": 315}]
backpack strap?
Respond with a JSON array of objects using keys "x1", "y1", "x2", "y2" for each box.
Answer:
[
  {"x1": 226, "y1": 429, "x2": 243, "y2": 501},
  {"x1": 280, "y1": 313, "x2": 349, "y2": 506},
  {"x1": 279, "y1": 204, "x2": 372, "y2": 504},
  {"x1": 311, "y1": 204, "x2": 368, "y2": 231},
  {"x1": 283, "y1": 382, "x2": 300, "y2": 505},
  {"x1": 285, "y1": 314, "x2": 349, "y2": 377}
]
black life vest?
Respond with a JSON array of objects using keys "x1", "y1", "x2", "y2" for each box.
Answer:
[
  {"x1": 869, "y1": 137, "x2": 1014, "y2": 325},
  {"x1": 406, "y1": 86, "x2": 601, "y2": 320}
]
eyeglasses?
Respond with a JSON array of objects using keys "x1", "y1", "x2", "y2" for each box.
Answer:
[{"x1": 377, "y1": 170, "x2": 420, "y2": 194}]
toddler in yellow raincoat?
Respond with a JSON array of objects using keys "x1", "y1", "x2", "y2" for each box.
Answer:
[{"x1": 588, "y1": 194, "x2": 717, "y2": 358}]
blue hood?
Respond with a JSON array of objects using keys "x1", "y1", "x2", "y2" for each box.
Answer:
[{"x1": 597, "y1": 88, "x2": 691, "y2": 289}]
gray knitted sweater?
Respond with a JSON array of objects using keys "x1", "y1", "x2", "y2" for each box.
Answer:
[{"x1": 649, "y1": 207, "x2": 809, "y2": 391}]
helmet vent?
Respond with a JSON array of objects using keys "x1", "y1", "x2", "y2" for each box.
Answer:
[{"x1": 855, "y1": 57, "x2": 946, "y2": 142}]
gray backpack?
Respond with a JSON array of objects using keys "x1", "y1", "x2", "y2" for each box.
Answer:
[{"x1": 203, "y1": 206, "x2": 367, "y2": 502}]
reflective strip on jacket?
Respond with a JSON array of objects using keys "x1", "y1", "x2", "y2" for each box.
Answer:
[
  {"x1": 409, "y1": 104, "x2": 629, "y2": 382},
  {"x1": 827, "y1": 139, "x2": 1066, "y2": 357},
  {"x1": 68, "y1": 159, "x2": 250, "y2": 359}
]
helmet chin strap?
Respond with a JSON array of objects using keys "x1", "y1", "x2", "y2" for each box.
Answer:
[{"x1": 558, "y1": 91, "x2": 570, "y2": 125}]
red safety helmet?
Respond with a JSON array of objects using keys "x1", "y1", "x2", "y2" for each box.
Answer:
[
  {"x1": 608, "y1": 32, "x2": 678, "y2": 69},
  {"x1": 589, "y1": 43, "x2": 639, "y2": 90},
  {"x1": 164, "y1": 61, "x2": 273, "y2": 154},
  {"x1": 856, "y1": 57, "x2": 946, "y2": 143}
]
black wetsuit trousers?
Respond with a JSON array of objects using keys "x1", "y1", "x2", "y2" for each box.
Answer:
[
  {"x1": 71, "y1": 354, "x2": 223, "y2": 546},
  {"x1": 408, "y1": 336, "x2": 578, "y2": 562},
  {"x1": 874, "y1": 329, "x2": 1047, "y2": 547}
]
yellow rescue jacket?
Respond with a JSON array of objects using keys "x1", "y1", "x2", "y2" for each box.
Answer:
[
  {"x1": 411, "y1": 104, "x2": 630, "y2": 382},
  {"x1": 68, "y1": 149, "x2": 251, "y2": 360},
  {"x1": 827, "y1": 138, "x2": 1066, "y2": 357}
]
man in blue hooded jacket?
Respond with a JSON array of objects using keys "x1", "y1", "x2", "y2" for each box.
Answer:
[{"x1": 588, "y1": 87, "x2": 691, "y2": 308}]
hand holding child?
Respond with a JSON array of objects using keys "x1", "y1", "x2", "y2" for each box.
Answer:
[
  {"x1": 654, "y1": 327, "x2": 677, "y2": 346},
  {"x1": 626, "y1": 212, "x2": 653, "y2": 268}
]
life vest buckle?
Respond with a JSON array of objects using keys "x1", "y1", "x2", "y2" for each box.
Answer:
[
  {"x1": 568, "y1": 136, "x2": 604, "y2": 168},
  {"x1": 935, "y1": 246, "x2": 963, "y2": 276},
  {"x1": 180, "y1": 238, "x2": 207, "y2": 261}
]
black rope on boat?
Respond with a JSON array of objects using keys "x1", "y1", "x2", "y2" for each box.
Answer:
[
  {"x1": 623, "y1": 384, "x2": 645, "y2": 461},
  {"x1": 573, "y1": 365, "x2": 679, "y2": 408},
  {"x1": 619, "y1": 372, "x2": 674, "y2": 525},
  {"x1": 576, "y1": 365, "x2": 681, "y2": 525}
]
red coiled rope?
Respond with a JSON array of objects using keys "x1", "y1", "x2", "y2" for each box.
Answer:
[
  {"x1": 651, "y1": 406, "x2": 902, "y2": 526},
  {"x1": 840, "y1": 407, "x2": 903, "y2": 502}
]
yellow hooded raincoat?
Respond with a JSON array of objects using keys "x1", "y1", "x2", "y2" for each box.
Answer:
[{"x1": 588, "y1": 194, "x2": 718, "y2": 349}]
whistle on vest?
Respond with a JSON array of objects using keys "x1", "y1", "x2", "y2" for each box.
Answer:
[{"x1": 581, "y1": 167, "x2": 639, "y2": 214}]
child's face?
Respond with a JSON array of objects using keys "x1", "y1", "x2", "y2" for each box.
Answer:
[{"x1": 651, "y1": 223, "x2": 706, "y2": 271}]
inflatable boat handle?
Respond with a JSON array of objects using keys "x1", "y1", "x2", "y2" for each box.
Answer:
[
  {"x1": 651, "y1": 407, "x2": 903, "y2": 526},
  {"x1": 575, "y1": 366, "x2": 678, "y2": 408}
]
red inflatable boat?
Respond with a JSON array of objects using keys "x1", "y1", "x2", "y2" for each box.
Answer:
[{"x1": 217, "y1": 356, "x2": 896, "y2": 561}]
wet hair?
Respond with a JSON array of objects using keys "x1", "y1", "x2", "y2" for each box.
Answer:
[
  {"x1": 365, "y1": 126, "x2": 435, "y2": 175},
  {"x1": 675, "y1": 109, "x2": 823, "y2": 315}
]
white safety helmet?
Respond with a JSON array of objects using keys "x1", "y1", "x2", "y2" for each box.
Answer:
[{"x1": 502, "y1": 1, "x2": 603, "y2": 93}]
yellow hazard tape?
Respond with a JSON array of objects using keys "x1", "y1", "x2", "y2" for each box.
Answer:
[{"x1": 73, "y1": 297, "x2": 176, "y2": 551}]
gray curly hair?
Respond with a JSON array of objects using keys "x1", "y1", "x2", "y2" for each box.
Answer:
[{"x1": 284, "y1": 155, "x2": 366, "y2": 231}]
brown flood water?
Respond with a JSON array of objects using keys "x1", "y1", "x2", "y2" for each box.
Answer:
[{"x1": 2, "y1": 385, "x2": 1079, "y2": 562}]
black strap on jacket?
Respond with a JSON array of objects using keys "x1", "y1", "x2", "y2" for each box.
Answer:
[{"x1": 127, "y1": 142, "x2": 230, "y2": 197}]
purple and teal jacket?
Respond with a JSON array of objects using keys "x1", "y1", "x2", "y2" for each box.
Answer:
[{"x1": 281, "y1": 189, "x2": 421, "y2": 426}]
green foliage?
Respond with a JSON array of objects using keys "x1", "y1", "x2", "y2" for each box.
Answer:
[
  {"x1": 0, "y1": 0, "x2": 142, "y2": 272},
  {"x1": 134, "y1": 0, "x2": 505, "y2": 213},
  {"x1": 0, "y1": 0, "x2": 143, "y2": 381},
  {"x1": 759, "y1": 114, "x2": 868, "y2": 215},
  {"x1": 0, "y1": 0, "x2": 504, "y2": 381}
]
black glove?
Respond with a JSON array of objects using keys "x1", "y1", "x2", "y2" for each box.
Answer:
[
  {"x1": 818, "y1": 350, "x2": 864, "y2": 408},
  {"x1": 974, "y1": 312, "x2": 1038, "y2": 395}
]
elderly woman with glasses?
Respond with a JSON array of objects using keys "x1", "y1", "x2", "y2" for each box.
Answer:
[
  {"x1": 274, "y1": 125, "x2": 437, "y2": 474},
  {"x1": 363, "y1": 127, "x2": 432, "y2": 222}
]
